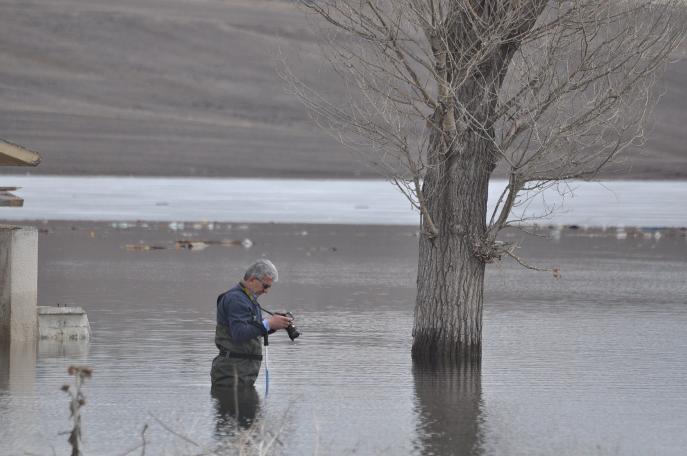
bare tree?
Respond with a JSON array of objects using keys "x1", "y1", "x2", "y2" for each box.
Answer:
[{"x1": 285, "y1": 0, "x2": 686, "y2": 362}]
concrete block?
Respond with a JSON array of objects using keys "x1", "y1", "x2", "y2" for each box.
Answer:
[
  {"x1": 37, "y1": 306, "x2": 91, "y2": 341},
  {"x1": 0, "y1": 225, "x2": 38, "y2": 343}
]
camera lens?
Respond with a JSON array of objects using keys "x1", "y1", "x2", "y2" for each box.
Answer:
[{"x1": 286, "y1": 324, "x2": 300, "y2": 341}]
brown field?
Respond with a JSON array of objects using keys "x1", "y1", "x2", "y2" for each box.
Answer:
[{"x1": 1, "y1": 0, "x2": 685, "y2": 179}]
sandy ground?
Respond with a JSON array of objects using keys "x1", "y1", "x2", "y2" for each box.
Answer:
[{"x1": 0, "y1": 0, "x2": 685, "y2": 179}]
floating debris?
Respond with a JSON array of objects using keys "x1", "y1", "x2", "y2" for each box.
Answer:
[
  {"x1": 305, "y1": 245, "x2": 339, "y2": 254},
  {"x1": 125, "y1": 244, "x2": 166, "y2": 252},
  {"x1": 174, "y1": 238, "x2": 252, "y2": 250},
  {"x1": 175, "y1": 240, "x2": 209, "y2": 251},
  {"x1": 209, "y1": 239, "x2": 243, "y2": 246},
  {"x1": 506, "y1": 224, "x2": 686, "y2": 241},
  {"x1": 168, "y1": 222, "x2": 185, "y2": 231},
  {"x1": 188, "y1": 221, "x2": 217, "y2": 231},
  {"x1": 637, "y1": 227, "x2": 664, "y2": 240}
]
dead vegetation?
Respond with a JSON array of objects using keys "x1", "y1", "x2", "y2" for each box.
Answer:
[{"x1": 54, "y1": 367, "x2": 287, "y2": 456}]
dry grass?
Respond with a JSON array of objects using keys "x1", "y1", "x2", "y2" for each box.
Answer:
[{"x1": 57, "y1": 366, "x2": 289, "y2": 456}]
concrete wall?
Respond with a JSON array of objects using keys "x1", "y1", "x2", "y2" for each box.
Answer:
[
  {"x1": 0, "y1": 226, "x2": 38, "y2": 343},
  {"x1": 37, "y1": 306, "x2": 91, "y2": 341}
]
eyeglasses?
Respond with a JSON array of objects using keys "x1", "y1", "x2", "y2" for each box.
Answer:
[{"x1": 260, "y1": 281, "x2": 271, "y2": 290}]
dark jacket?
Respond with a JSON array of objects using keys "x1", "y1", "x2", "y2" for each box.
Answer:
[
  {"x1": 217, "y1": 283, "x2": 268, "y2": 344},
  {"x1": 211, "y1": 283, "x2": 267, "y2": 388}
]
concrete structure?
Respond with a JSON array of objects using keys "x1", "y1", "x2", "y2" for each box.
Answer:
[
  {"x1": 0, "y1": 226, "x2": 38, "y2": 343},
  {"x1": 1, "y1": 139, "x2": 42, "y2": 344},
  {"x1": 37, "y1": 306, "x2": 91, "y2": 340},
  {"x1": 1, "y1": 141, "x2": 43, "y2": 396}
]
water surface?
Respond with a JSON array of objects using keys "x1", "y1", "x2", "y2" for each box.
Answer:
[{"x1": 1, "y1": 222, "x2": 686, "y2": 455}]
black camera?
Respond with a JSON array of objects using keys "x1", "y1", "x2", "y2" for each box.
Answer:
[{"x1": 277, "y1": 312, "x2": 300, "y2": 341}]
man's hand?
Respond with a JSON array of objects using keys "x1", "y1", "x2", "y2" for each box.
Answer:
[{"x1": 268, "y1": 314, "x2": 292, "y2": 330}]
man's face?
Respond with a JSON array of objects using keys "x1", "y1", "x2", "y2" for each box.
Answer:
[{"x1": 247, "y1": 276, "x2": 273, "y2": 296}]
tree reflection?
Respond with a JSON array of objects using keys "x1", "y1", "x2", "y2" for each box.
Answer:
[{"x1": 412, "y1": 359, "x2": 484, "y2": 456}]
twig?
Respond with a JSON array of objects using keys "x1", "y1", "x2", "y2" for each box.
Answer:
[
  {"x1": 504, "y1": 249, "x2": 550, "y2": 272},
  {"x1": 148, "y1": 413, "x2": 200, "y2": 447}
]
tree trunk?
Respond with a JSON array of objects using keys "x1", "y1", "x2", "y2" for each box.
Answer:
[
  {"x1": 412, "y1": 20, "x2": 515, "y2": 361},
  {"x1": 412, "y1": 111, "x2": 493, "y2": 363}
]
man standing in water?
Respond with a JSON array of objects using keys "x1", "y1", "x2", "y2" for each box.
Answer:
[{"x1": 211, "y1": 259, "x2": 292, "y2": 389}]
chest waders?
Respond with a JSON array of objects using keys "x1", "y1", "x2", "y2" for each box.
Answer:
[
  {"x1": 212, "y1": 323, "x2": 263, "y2": 388},
  {"x1": 211, "y1": 287, "x2": 265, "y2": 388}
]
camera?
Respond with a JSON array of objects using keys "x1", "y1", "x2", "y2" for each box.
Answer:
[{"x1": 276, "y1": 312, "x2": 300, "y2": 341}]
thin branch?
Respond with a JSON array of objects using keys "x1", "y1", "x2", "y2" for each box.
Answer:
[{"x1": 148, "y1": 413, "x2": 201, "y2": 448}]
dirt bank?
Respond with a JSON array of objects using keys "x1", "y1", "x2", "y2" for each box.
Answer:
[{"x1": 1, "y1": 0, "x2": 685, "y2": 179}]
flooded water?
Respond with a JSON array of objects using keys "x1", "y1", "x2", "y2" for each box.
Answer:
[
  {"x1": 1, "y1": 175, "x2": 687, "y2": 227},
  {"x1": 1, "y1": 221, "x2": 686, "y2": 455}
]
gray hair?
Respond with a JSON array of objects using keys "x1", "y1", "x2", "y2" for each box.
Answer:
[{"x1": 243, "y1": 259, "x2": 278, "y2": 282}]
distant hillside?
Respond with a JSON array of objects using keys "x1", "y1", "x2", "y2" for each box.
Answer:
[{"x1": 1, "y1": 0, "x2": 685, "y2": 179}]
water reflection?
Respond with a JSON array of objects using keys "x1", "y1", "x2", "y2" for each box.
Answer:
[
  {"x1": 1, "y1": 336, "x2": 89, "y2": 392},
  {"x1": 38, "y1": 339, "x2": 90, "y2": 358},
  {"x1": 0, "y1": 343, "x2": 8, "y2": 392},
  {"x1": 211, "y1": 385, "x2": 261, "y2": 432},
  {"x1": 0, "y1": 340, "x2": 36, "y2": 393},
  {"x1": 413, "y1": 360, "x2": 484, "y2": 456}
]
